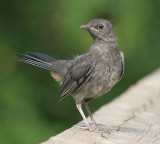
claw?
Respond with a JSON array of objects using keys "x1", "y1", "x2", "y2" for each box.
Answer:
[{"x1": 75, "y1": 123, "x2": 112, "y2": 133}]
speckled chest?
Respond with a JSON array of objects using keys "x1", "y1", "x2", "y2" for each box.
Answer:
[{"x1": 85, "y1": 46, "x2": 123, "y2": 98}]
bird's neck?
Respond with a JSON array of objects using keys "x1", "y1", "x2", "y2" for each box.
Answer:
[
  {"x1": 88, "y1": 39, "x2": 119, "y2": 58},
  {"x1": 93, "y1": 38, "x2": 118, "y2": 50}
]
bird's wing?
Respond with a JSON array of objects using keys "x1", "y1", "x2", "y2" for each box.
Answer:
[{"x1": 59, "y1": 57, "x2": 94, "y2": 102}]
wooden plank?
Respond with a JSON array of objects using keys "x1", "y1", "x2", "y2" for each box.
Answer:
[{"x1": 42, "y1": 69, "x2": 160, "y2": 144}]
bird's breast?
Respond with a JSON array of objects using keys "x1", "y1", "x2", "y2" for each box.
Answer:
[{"x1": 88, "y1": 49, "x2": 123, "y2": 97}]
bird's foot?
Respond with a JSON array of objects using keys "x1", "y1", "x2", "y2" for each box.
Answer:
[
  {"x1": 92, "y1": 125, "x2": 112, "y2": 133},
  {"x1": 75, "y1": 123, "x2": 112, "y2": 133}
]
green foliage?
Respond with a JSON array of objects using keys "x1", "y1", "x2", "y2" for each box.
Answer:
[{"x1": 0, "y1": 0, "x2": 160, "y2": 143}]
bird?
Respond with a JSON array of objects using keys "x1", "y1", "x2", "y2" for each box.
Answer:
[{"x1": 15, "y1": 19, "x2": 124, "y2": 133}]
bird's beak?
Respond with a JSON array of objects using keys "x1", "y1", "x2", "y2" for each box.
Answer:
[
  {"x1": 80, "y1": 25, "x2": 99, "y2": 32},
  {"x1": 80, "y1": 25, "x2": 89, "y2": 29}
]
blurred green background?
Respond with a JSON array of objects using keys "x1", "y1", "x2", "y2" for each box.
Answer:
[{"x1": 0, "y1": 0, "x2": 160, "y2": 143}]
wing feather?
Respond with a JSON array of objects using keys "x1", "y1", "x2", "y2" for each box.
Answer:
[{"x1": 59, "y1": 57, "x2": 94, "y2": 102}]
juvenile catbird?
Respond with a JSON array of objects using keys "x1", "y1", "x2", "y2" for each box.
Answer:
[{"x1": 15, "y1": 19, "x2": 124, "y2": 133}]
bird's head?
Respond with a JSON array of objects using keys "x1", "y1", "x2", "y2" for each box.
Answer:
[{"x1": 80, "y1": 19, "x2": 116, "y2": 42}]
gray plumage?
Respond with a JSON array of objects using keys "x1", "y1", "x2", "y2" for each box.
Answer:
[{"x1": 15, "y1": 19, "x2": 124, "y2": 132}]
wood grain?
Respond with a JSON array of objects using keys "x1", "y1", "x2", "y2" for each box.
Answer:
[{"x1": 42, "y1": 68, "x2": 160, "y2": 144}]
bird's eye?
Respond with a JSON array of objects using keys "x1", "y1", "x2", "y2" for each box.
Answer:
[{"x1": 98, "y1": 24, "x2": 104, "y2": 29}]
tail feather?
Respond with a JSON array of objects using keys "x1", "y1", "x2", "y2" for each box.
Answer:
[
  {"x1": 19, "y1": 57, "x2": 51, "y2": 70},
  {"x1": 26, "y1": 52, "x2": 56, "y2": 62},
  {"x1": 15, "y1": 52, "x2": 56, "y2": 70}
]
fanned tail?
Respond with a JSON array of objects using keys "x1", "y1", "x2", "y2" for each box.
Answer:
[{"x1": 15, "y1": 52, "x2": 56, "y2": 70}]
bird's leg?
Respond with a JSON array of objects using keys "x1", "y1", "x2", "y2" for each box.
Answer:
[
  {"x1": 83, "y1": 101, "x2": 111, "y2": 133},
  {"x1": 76, "y1": 103, "x2": 93, "y2": 131},
  {"x1": 83, "y1": 101, "x2": 99, "y2": 129}
]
